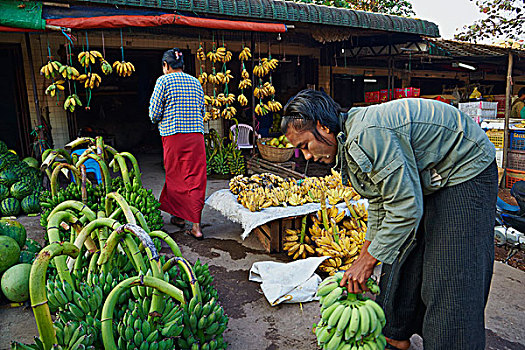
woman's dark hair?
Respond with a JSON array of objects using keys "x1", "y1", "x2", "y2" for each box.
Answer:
[
  {"x1": 519, "y1": 87, "x2": 525, "y2": 97},
  {"x1": 162, "y1": 47, "x2": 184, "y2": 70},
  {"x1": 281, "y1": 89, "x2": 342, "y2": 145}
]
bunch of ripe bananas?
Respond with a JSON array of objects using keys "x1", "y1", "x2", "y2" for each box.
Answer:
[
  {"x1": 238, "y1": 78, "x2": 252, "y2": 89},
  {"x1": 100, "y1": 59, "x2": 113, "y2": 75},
  {"x1": 197, "y1": 45, "x2": 207, "y2": 61},
  {"x1": 266, "y1": 100, "x2": 283, "y2": 112},
  {"x1": 204, "y1": 107, "x2": 221, "y2": 122},
  {"x1": 239, "y1": 47, "x2": 252, "y2": 61},
  {"x1": 204, "y1": 95, "x2": 221, "y2": 107},
  {"x1": 254, "y1": 82, "x2": 276, "y2": 99},
  {"x1": 78, "y1": 50, "x2": 103, "y2": 68},
  {"x1": 206, "y1": 47, "x2": 232, "y2": 63},
  {"x1": 229, "y1": 173, "x2": 284, "y2": 195},
  {"x1": 237, "y1": 94, "x2": 249, "y2": 106},
  {"x1": 77, "y1": 73, "x2": 102, "y2": 89},
  {"x1": 283, "y1": 217, "x2": 316, "y2": 259},
  {"x1": 315, "y1": 275, "x2": 387, "y2": 350},
  {"x1": 63, "y1": 94, "x2": 82, "y2": 112},
  {"x1": 253, "y1": 58, "x2": 279, "y2": 77},
  {"x1": 198, "y1": 72, "x2": 208, "y2": 85},
  {"x1": 217, "y1": 93, "x2": 236, "y2": 105},
  {"x1": 112, "y1": 61, "x2": 135, "y2": 77},
  {"x1": 58, "y1": 65, "x2": 80, "y2": 80},
  {"x1": 44, "y1": 80, "x2": 65, "y2": 97},
  {"x1": 255, "y1": 103, "x2": 270, "y2": 116},
  {"x1": 221, "y1": 106, "x2": 237, "y2": 119},
  {"x1": 40, "y1": 60, "x2": 63, "y2": 79}
]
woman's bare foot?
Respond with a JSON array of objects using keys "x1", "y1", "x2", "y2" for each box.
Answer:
[
  {"x1": 385, "y1": 337, "x2": 410, "y2": 350},
  {"x1": 190, "y1": 223, "x2": 204, "y2": 239}
]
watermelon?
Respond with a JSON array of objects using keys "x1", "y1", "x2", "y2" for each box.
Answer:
[
  {"x1": 0, "y1": 236, "x2": 20, "y2": 273},
  {"x1": 10, "y1": 182, "x2": 31, "y2": 200},
  {"x1": 22, "y1": 157, "x2": 39, "y2": 169},
  {"x1": 24, "y1": 238, "x2": 42, "y2": 254},
  {"x1": 1, "y1": 263, "x2": 31, "y2": 302},
  {"x1": 0, "y1": 198, "x2": 21, "y2": 217},
  {"x1": 19, "y1": 250, "x2": 36, "y2": 264},
  {"x1": 0, "y1": 169, "x2": 17, "y2": 187},
  {"x1": 21, "y1": 194, "x2": 40, "y2": 214},
  {"x1": 0, "y1": 184, "x2": 8, "y2": 201},
  {"x1": 0, "y1": 219, "x2": 26, "y2": 248},
  {"x1": 0, "y1": 140, "x2": 7, "y2": 154}
]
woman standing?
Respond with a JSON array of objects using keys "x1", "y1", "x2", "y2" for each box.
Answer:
[{"x1": 149, "y1": 48, "x2": 206, "y2": 239}]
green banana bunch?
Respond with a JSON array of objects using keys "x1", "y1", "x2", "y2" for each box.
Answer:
[{"x1": 314, "y1": 275, "x2": 387, "y2": 350}]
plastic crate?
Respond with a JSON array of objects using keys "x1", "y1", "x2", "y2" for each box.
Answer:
[
  {"x1": 510, "y1": 130, "x2": 525, "y2": 150},
  {"x1": 507, "y1": 150, "x2": 525, "y2": 171},
  {"x1": 506, "y1": 168, "x2": 525, "y2": 188},
  {"x1": 486, "y1": 129, "x2": 504, "y2": 148}
]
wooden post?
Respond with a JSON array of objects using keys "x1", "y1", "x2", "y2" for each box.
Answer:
[
  {"x1": 24, "y1": 33, "x2": 43, "y2": 133},
  {"x1": 502, "y1": 51, "x2": 514, "y2": 185}
]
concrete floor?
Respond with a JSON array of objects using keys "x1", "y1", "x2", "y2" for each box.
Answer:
[{"x1": 1, "y1": 153, "x2": 525, "y2": 350}]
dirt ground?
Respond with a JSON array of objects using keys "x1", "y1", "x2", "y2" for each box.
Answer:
[{"x1": 0, "y1": 155, "x2": 524, "y2": 350}]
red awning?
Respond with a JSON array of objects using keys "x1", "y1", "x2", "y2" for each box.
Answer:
[
  {"x1": 0, "y1": 25, "x2": 40, "y2": 32},
  {"x1": 46, "y1": 14, "x2": 287, "y2": 32}
]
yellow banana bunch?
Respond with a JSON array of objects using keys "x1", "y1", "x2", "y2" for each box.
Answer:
[
  {"x1": 221, "y1": 106, "x2": 237, "y2": 119},
  {"x1": 196, "y1": 46, "x2": 206, "y2": 61},
  {"x1": 198, "y1": 72, "x2": 208, "y2": 85},
  {"x1": 204, "y1": 95, "x2": 212, "y2": 106},
  {"x1": 40, "y1": 61, "x2": 63, "y2": 79},
  {"x1": 207, "y1": 73, "x2": 218, "y2": 85},
  {"x1": 211, "y1": 97, "x2": 223, "y2": 108},
  {"x1": 63, "y1": 94, "x2": 82, "y2": 112},
  {"x1": 216, "y1": 93, "x2": 227, "y2": 106},
  {"x1": 282, "y1": 229, "x2": 316, "y2": 260},
  {"x1": 238, "y1": 79, "x2": 252, "y2": 90},
  {"x1": 221, "y1": 50, "x2": 233, "y2": 63},
  {"x1": 44, "y1": 80, "x2": 65, "y2": 97},
  {"x1": 112, "y1": 61, "x2": 135, "y2": 77},
  {"x1": 241, "y1": 69, "x2": 250, "y2": 80},
  {"x1": 263, "y1": 82, "x2": 276, "y2": 95},
  {"x1": 239, "y1": 47, "x2": 252, "y2": 61},
  {"x1": 262, "y1": 58, "x2": 279, "y2": 71},
  {"x1": 266, "y1": 100, "x2": 282, "y2": 112},
  {"x1": 253, "y1": 63, "x2": 269, "y2": 77},
  {"x1": 100, "y1": 60, "x2": 113, "y2": 75},
  {"x1": 255, "y1": 103, "x2": 269, "y2": 116},
  {"x1": 58, "y1": 65, "x2": 80, "y2": 80},
  {"x1": 215, "y1": 72, "x2": 226, "y2": 84},
  {"x1": 83, "y1": 73, "x2": 102, "y2": 89},
  {"x1": 238, "y1": 94, "x2": 248, "y2": 106},
  {"x1": 78, "y1": 51, "x2": 97, "y2": 67},
  {"x1": 225, "y1": 93, "x2": 236, "y2": 104}
]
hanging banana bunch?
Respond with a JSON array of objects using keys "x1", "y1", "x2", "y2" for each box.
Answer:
[
  {"x1": 266, "y1": 100, "x2": 283, "y2": 112},
  {"x1": 112, "y1": 61, "x2": 135, "y2": 77},
  {"x1": 78, "y1": 50, "x2": 103, "y2": 68},
  {"x1": 77, "y1": 73, "x2": 102, "y2": 89},
  {"x1": 58, "y1": 65, "x2": 80, "y2": 80},
  {"x1": 239, "y1": 47, "x2": 252, "y2": 61},
  {"x1": 100, "y1": 59, "x2": 113, "y2": 75},
  {"x1": 196, "y1": 43, "x2": 206, "y2": 62},
  {"x1": 238, "y1": 53, "x2": 251, "y2": 107},
  {"x1": 63, "y1": 94, "x2": 82, "y2": 112},
  {"x1": 40, "y1": 60, "x2": 63, "y2": 79},
  {"x1": 44, "y1": 80, "x2": 65, "y2": 97},
  {"x1": 255, "y1": 102, "x2": 269, "y2": 116}
]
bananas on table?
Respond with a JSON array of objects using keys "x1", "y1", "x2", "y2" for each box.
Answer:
[
  {"x1": 315, "y1": 273, "x2": 387, "y2": 350},
  {"x1": 283, "y1": 216, "x2": 316, "y2": 259}
]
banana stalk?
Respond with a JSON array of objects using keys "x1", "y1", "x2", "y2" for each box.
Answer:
[
  {"x1": 162, "y1": 257, "x2": 201, "y2": 303},
  {"x1": 95, "y1": 136, "x2": 105, "y2": 161},
  {"x1": 76, "y1": 153, "x2": 112, "y2": 194},
  {"x1": 109, "y1": 153, "x2": 132, "y2": 191},
  {"x1": 320, "y1": 188, "x2": 330, "y2": 231},
  {"x1": 47, "y1": 200, "x2": 97, "y2": 223},
  {"x1": 50, "y1": 164, "x2": 82, "y2": 197},
  {"x1": 119, "y1": 152, "x2": 142, "y2": 187},
  {"x1": 97, "y1": 224, "x2": 147, "y2": 274},
  {"x1": 86, "y1": 251, "x2": 100, "y2": 283},
  {"x1": 64, "y1": 137, "x2": 95, "y2": 151},
  {"x1": 101, "y1": 275, "x2": 185, "y2": 349},
  {"x1": 149, "y1": 230, "x2": 183, "y2": 257},
  {"x1": 105, "y1": 192, "x2": 136, "y2": 224},
  {"x1": 331, "y1": 218, "x2": 340, "y2": 244},
  {"x1": 30, "y1": 242, "x2": 79, "y2": 350},
  {"x1": 299, "y1": 216, "x2": 307, "y2": 244}
]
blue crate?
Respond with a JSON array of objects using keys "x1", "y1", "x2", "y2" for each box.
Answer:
[{"x1": 510, "y1": 130, "x2": 525, "y2": 150}]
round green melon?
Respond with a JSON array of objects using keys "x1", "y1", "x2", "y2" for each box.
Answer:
[
  {"x1": 0, "y1": 219, "x2": 26, "y2": 248},
  {"x1": 21, "y1": 194, "x2": 40, "y2": 214},
  {"x1": 24, "y1": 238, "x2": 41, "y2": 254},
  {"x1": 1, "y1": 263, "x2": 31, "y2": 302},
  {"x1": 19, "y1": 250, "x2": 36, "y2": 264},
  {"x1": 0, "y1": 141, "x2": 7, "y2": 154},
  {"x1": 10, "y1": 182, "x2": 32, "y2": 200},
  {"x1": 22, "y1": 157, "x2": 39, "y2": 169},
  {"x1": 0, "y1": 197, "x2": 21, "y2": 217},
  {"x1": 0, "y1": 170, "x2": 17, "y2": 187},
  {"x1": 0, "y1": 184, "x2": 8, "y2": 201},
  {"x1": 0, "y1": 236, "x2": 20, "y2": 273}
]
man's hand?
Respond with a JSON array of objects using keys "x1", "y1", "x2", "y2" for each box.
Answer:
[{"x1": 339, "y1": 240, "x2": 378, "y2": 294}]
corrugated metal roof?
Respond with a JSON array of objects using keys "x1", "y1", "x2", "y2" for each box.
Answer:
[
  {"x1": 427, "y1": 39, "x2": 525, "y2": 58},
  {"x1": 74, "y1": 0, "x2": 440, "y2": 37}
]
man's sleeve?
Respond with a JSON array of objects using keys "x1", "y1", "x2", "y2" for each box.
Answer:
[
  {"x1": 351, "y1": 127, "x2": 424, "y2": 264},
  {"x1": 149, "y1": 78, "x2": 165, "y2": 123}
]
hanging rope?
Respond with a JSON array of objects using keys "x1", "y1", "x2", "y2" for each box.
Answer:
[{"x1": 120, "y1": 28, "x2": 125, "y2": 62}]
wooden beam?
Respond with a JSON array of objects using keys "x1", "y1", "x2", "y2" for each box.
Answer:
[{"x1": 503, "y1": 51, "x2": 514, "y2": 184}]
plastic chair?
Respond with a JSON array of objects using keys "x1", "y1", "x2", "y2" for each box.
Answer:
[
  {"x1": 230, "y1": 124, "x2": 259, "y2": 149},
  {"x1": 71, "y1": 149, "x2": 103, "y2": 184}
]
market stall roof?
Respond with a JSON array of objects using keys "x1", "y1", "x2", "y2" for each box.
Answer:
[
  {"x1": 425, "y1": 39, "x2": 525, "y2": 58},
  {"x1": 72, "y1": 0, "x2": 439, "y2": 37}
]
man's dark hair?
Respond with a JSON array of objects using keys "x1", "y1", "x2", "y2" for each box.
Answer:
[
  {"x1": 280, "y1": 89, "x2": 342, "y2": 145},
  {"x1": 162, "y1": 47, "x2": 184, "y2": 70},
  {"x1": 519, "y1": 87, "x2": 525, "y2": 97}
]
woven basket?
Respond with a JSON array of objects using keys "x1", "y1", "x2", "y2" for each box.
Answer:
[{"x1": 257, "y1": 138, "x2": 294, "y2": 163}]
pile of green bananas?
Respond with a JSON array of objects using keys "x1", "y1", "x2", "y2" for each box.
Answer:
[
  {"x1": 314, "y1": 273, "x2": 387, "y2": 350},
  {"x1": 45, "y1": 278, "x2": 103, "y2": 318},
  {"x1": 227, "y1": 149, "x2": 245, "y2": 176},
  {"x1": 169, "y1": 259, "x2": 218, "y2": 304}
]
